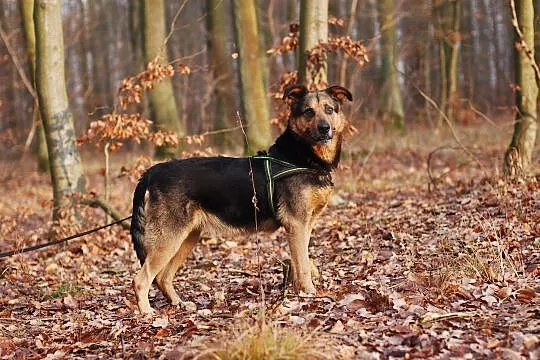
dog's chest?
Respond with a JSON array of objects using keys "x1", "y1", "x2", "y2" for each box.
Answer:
[{"x1": 309, "y1": 186, "x2": 333, "y2": 216}]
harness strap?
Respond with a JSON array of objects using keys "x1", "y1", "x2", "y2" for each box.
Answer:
[{"x1": 252, "y1": 156, "x2": 324, "y2": 219}]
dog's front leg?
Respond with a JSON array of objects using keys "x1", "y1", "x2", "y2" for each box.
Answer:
[{"x1": 287, "y1": 223, "x2": 316, "y2": 294}]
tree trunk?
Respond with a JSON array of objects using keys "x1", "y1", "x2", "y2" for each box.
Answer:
[
  {"x1": 299, "y1": 0, "x2": 328, "y2": 87},
  {"x1": 425, "y1": 2, "x2": 435, "y2": 125},
  {"x1": 20, "y1": 0, "x2": 49, "y2": 173},
  {"x1": 128, "y1": 0, "x2": 148, "y2": 119},
  {"x1": 142, "y1": 0, "x2": 182, "y2": 158},
  {"x1": 233, "y1": 0, "x2": 272, "y2": 152},
  {"x1": 377, "y1": 0, "x2": 405, "y2": 130},
  {"x1": 504, "y1": 0, "x2": 538, "y2": 177},
  {"x1": 339, "y1": 0, "x2": 359, "y2": 89},
  {"x1": 208, "y1": 0, "x2": 236, "y2": 149},
  {"x1": 435, "y1": 0, "x2": 461, "y2": 123},
  {"x1": 34, "y1": 0, "x2": 86, "y2": 219}
]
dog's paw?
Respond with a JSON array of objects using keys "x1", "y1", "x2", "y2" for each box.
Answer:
[
  {"x1": 297, "y1": 283, "x2": 317, "y2": 296},
  {"x1": 138, "y1": 307, "x2": 155, "y2": 317},
  {"x1": 170, "y1": 295, "x2": 181, "y2": 306},
  {"x1": 137, "y1": 302, "x2": 155, "y2": 315}
]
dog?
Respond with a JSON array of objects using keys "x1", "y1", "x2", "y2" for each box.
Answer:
[{"x1": 130, "y1": 84, "x2": 352, "y2": 313}]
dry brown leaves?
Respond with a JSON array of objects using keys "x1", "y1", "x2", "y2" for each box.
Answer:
[
  {"x1": 0, "y1": 124, "x2": 539, "y2": 358},
  {"x1": 268, "y1": 23, "x2": 369, "y2": 70},
  {"x1": 79, "y1": 55, "x2": 187, "y2": 153}
]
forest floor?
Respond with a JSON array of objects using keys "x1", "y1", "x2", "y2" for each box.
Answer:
[{"x1": 0, "y1": 123, "x2": 539, "y2": 359}]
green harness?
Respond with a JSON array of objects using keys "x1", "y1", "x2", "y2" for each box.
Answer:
[{"x1": 251, "y1": 155, "x2": 325, "y2": 219}]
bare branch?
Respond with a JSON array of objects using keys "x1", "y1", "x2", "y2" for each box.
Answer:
[
  {"x1": 0, "y1": 23, "x2": 37, "y2": 100},
  {"x1": 510, "y1": 0, "x2": 540, "y2": 84}
]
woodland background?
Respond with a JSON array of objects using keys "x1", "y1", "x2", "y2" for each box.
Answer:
[
  {"x1": 0, "y1": 0, "x2": 538, "y2": 359},
  {"x1": 0, "y1": 0, "x2": 532, "y2": 152}
]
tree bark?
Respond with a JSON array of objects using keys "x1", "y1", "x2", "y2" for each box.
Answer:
[
  {"x1": 339, "y1": 0, "x2": 359, "y2": 89},
  {"x1": 142, "y1": 0, "x2": 182, "y2": 158},
  {"x1": 299, "y1": 0, "x2": 328, "y2": 87},
  {"x1": 128, "y1": 0, "x2": 148, "y2": 118},
  {"x1": 377, "y1": 0, "x2": 405, "y2": 130},
  {"x1": 208, "y1": 0, "x2": 236, "y2": 149},
  {"x1": 435, "y1": 0, "x2": 461, "y2": 123},
  {"x1": 504, "y1": 0, "x2": 538, "y2": 177},
  {"x1": 20, "y1": 0, "x2": 49, "y2": 173},
  {"x1": 34, "y1": 0, "x2": 86, "y2": 219},
  {"x1": 233, "y1": 0, "x2": 272, "y2": 152}
]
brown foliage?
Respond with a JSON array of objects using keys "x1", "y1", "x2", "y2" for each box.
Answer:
[
  {"x1": 1, "y1": 125, "x2": 539, "y2": 358},
  {"x1": 79, "y1": 55, "x2": 192, "y2": 153}
]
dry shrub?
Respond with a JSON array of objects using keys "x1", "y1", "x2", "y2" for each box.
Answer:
[
  {"x1": 78, "y1": 56, "x2": 186, "y2": 152},
  {"x1": 458, "y1": 221, "x2": 523, "y2": 283},
  {"x1": 268, "y1": 24, "x2": 368, "y2": 131},
  {"x1": 201, "y1": 322, "x2": 329, "y2": 360}
]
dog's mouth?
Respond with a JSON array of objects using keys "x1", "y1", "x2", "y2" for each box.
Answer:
[{"x1": 308, "y1": 131, "x2": 333, "y2": 145}]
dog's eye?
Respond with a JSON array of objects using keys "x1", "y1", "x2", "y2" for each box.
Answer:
[
  {"x1": 325, "y1": 106, "x2": 334, "y2": 115},
  {"x1": 304, "y1": 108, "x2": 315, "y2": 119}
]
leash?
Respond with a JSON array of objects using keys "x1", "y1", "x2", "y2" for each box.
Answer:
[{"x1": 0, "y1": 216, "x2": 132, "y2": 259}]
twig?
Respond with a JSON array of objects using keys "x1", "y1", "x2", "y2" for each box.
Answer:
[
  {"x1": 227, "y1": 268, "x2": 258, "y2": 277},
  {"x1": 510, "y1": 0, "x2": 540, "y2": 85},
  {"x1": 21, "y1": 107, "x2": 39, "y2": 156},
  {"x1": 420, "y1": 311, "x2": 478, "y2": 324},
  {"x1": 0, "y1": 22, "x2": 42, "y2": 161},
  {"x1": 0, "y1": 23, "x2": 37, "y2": 100},
  {"x1": 467, "y1": 101, "x2": 501, "y2": 129},
  {"x1": 396, "y1": 66, "x2": 491, "y2": 184},
  {"x1": 339, "y1": 0, "x2": 359, "y2": 88},
  {"x1": 104, "y1": 142, "x2": 111, "y2": 223},
  {"x1": 289, "y1": 294, "x2": 337, "y2": 303},
  {"x1": 236, "y1": 111, "x2": 266, "y2": 316},
  {"x1": 182, "y1": 125, "x2": 245, "y2": 139},
  {"x1": 80, "y1": 198, "x2": 130, "y2": 230},
  {"x1": 163, "y1": 0, "x2": 189, "y2": 47}
]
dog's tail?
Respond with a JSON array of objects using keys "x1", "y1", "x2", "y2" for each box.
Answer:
[{"x1": 131, "y1": 172, "x2": 149, "y2": 266}]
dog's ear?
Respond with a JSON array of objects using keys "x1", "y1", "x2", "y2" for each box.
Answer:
[
  {"x1": 283, "y1": 84, "x2": 309, "y2": 105},
  {"x1": 325, "y1": 85, "x2": 353, "y2": 103}
]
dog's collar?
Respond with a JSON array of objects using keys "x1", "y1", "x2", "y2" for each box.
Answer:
[{"x1": 251, "y1": 155, "x2": 329, "y2": 219}]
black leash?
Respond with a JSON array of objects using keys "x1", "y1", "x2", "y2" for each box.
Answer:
[{"x1": 0, "y1": 216, "x2": 132, "y2": 259}]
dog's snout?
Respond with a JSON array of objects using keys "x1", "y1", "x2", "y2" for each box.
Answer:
[{"x1": 317, "y1": 121, "x2": 330, "y2": 134}]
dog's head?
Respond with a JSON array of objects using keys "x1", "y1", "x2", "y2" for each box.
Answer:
[{"x1": 283, "y1": 85, "x2": 352, "y2": 145}]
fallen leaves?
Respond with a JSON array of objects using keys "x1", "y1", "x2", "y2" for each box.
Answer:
[{"x1": 1, "y1": 128, "x2": 539, "y2": 358}]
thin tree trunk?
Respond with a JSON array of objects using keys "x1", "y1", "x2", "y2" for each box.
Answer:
[
  {"x1": 435, "y1": 0, "x2": 461, "y2": 123},
  {"x1": 287, "y1": 0, "x2": 298, "y2": 70},
  {"x1": 425, "y1": 3, "x2": 434, "y2": 125},
  {"x1": 142, "y1": 0, "x2": 182, "y2": 158},
  {"x1": 446, "y1": 0, "x2": 461, "y2": 123},
  {"x1": 339, "y1": 0, "x2": 359, "y2": 89},
  {"x1": 20, "y1": 0, "x2": 49, "y2": 173},
  {"x1": 299, "y1": 0, "x2": 328, "y2": 87},
  {"x1": 377, "y1": 0, "x2": 405, "y2": 130},
  {"x1": 208, "y1": 0, "x2": 236, "y2": 149},
  {"x1": 233, "y1": 0, "x2": 272, "y2": 152},
  {"x1": 504, "y1": 0, "x2": 538, "y2": 177},
  {"x1": 128, "y1": 0, "x2": 148, "y2": 119},
  {"x1": 34, "y1": 0, "x2": 86, "y2": 219},
  {"x1": 78, "y1": 0, "x2": 91, "y2": 117}
]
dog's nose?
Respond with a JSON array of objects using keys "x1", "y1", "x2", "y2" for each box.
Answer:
[{"x1": 318, "y1": 121, "x2": 330, "y2": 134}]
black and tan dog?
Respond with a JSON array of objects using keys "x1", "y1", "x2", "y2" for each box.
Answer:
[{"x1": 130, "y1": 84, "x2": 352, "y2": 313}]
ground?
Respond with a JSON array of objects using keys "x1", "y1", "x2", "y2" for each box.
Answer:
[{"x1": 0, "y1": 124, "x2": 539, "y2": 359}]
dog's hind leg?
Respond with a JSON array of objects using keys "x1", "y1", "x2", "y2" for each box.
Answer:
[
  {"x1": 133, "y1": 224, "x2": 190, "y2": 314},
  {"x1": 155, "y1": 229, "x2": 201, "y2": 306}
]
